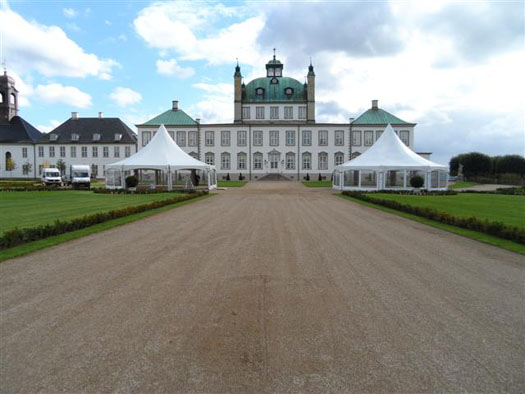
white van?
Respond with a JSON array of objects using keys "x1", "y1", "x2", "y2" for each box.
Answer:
[
  {"x1": 41, "y1": 168, "x2": 62, "y2": 186},
  {"x1": 70, "y1": 165, "x2": 91, "y2": 189}
]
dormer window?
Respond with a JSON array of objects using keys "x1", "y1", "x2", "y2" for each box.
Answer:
[
  {"x1": 114, "y1": 133, "x2": 122, "y2": 141},
  {"x1": 256, "y1": 88, "x2": 264, "y2": 96},
  {"x1": 71, "y1": 133, "x2": 79, "y2": 141},
  {"x1": 271, "y1": 78, "x2": 278, "y2": 84},
  {"x1": 285, "y1": 87, "x2": 293, "y2": 96},
  {"x1": 93, "y1": 133, "x2": 101, "y2": 141},
  {"x1": 49, "y1": 134, "x2": 58, "y2": 141}
]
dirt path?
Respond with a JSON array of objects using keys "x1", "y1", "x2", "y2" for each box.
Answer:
[{"x1": 1, "y1": 182, "x2": 523, "y2": 393}]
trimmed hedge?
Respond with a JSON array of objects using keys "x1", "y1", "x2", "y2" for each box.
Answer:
[
  {"x1": 342, "y1": 191, "x2": 525, "y2": 244},
  {"x1": 369, "y1": 190, "x2": 457, "y2": 196},
  {"x1": 0, "y1": 192, "x2": 207, "y2": 250},
  {"x1": 93, "y1": 188, "x2": 199, "y2": 194},
  {"x1": 460, "y1": 187, "x2": 525, "y2": 196}
]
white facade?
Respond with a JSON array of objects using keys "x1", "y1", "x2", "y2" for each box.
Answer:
[{"x1": 0, "y1": 144, "x2": 37, "y2": 178}]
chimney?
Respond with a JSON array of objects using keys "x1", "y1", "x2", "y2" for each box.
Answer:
[
  {"x1": 98, "y1": 112, "x2": 103, "y2": 119},
  {"x1": 372, "y1": 100, "x2": 378, "y2": 110},
  {"x1": 349, "y1": 117, "x2": 355, "y2": 123},
  {"x1": 172, "y1": 100, "x2": 179, "y2": 111},
  {"x1": 71, "y1": 112, "x2": 79, "y2": 120},
  {"x1": 195, "y1": 118, "x2": 200, "y2": 124}
]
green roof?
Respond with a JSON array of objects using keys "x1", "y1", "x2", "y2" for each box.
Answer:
[
  {"x1": 140, "y1": 109, "x2": 197, "y2": 126},
  {"x1": 352, "y1": 108, "x2": 412, "y2": 126},
  {"x1": 244, "y1": 77, "x2": 306, "y2": 103}
]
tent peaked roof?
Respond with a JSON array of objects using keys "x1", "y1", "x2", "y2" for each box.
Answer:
[
  {"x1": 337, "y1": 124, "x2": 447, "y2": 171},
  {"x1": 108, "y1": 124, "x2": 212, "y2": 171}
]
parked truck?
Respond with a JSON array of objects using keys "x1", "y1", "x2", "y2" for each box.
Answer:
[
  {"x1": 41, "y1": 167, "x2": 62, "y2": 186},
  {"x1": 68, "y1": 165, "x2": 91, "y2": 189}
]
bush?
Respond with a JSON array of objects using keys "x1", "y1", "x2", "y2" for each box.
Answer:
[
  {"x1": 410, "y1": 175, "x2": 424, "y2": 188},
  {"x1": 305, "y1": 173, "x2": 310, "y2": 181},
  {"x1": 226, "y1": 173, "x2": 231, "y2": 181},
  {"x1": 239, "y1": 173, "x2": 244, "y2": 181},
  {"x1": 125, "y1": 175, "x2": 138, "y2": 188}
]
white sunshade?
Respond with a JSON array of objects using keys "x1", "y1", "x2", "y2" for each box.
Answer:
[
  {"x1": 107, "y1": 124, "x2": 213, "y2": 171},
  {"x1": 336, "y1": 124, "x2": 448, "y2": 171}
]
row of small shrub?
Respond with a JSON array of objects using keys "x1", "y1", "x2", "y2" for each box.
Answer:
[
  {"x1": 0, "y1": 185, "x2": 72, "y2": 192},
  {"x1": 368, "y1": 190, "x2": 458, "y2": 196},
  {"x1": 0, "y1": 181, "x2": 39, "y2": 188},
  {"x1": 460, "y1": 187, "x2": 525, "y2": 196},
  {"x1": 93, "y1": 188, "x2": 198, "y2": 194},
  {"x1": 342, "y1": 191, "x2": 525, "y2": 244},
  {"x1": 0, "y1": 192, "x2": 207, "y2": 250}
]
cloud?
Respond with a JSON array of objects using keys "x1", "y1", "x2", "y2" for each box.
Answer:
[
  {"x1": 109, "y1": 87, "x2": 142, "y2": 107},
  {"x1": 34, "y1": 83, "x2": 92, "y2": 108},
  {"x1": 189, "y1": 82, "x2": 233, "y2": 123},
  {"x1": 0, "y1": 8, "x2": 119, "y2": 78},
  {"x1": 156, "y1": 58, "x2": 195, "y2": 78},
  {"x1": 63, "y1": 8, "x2": 77, "y2": 19},
  {"x1": 36, "y1": 120, "x2": 61, "y2": 134}
]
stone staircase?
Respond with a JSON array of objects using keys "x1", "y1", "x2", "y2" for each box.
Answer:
[{"x1": 257, "y1": 173, "x2": 291, "y2": 181}]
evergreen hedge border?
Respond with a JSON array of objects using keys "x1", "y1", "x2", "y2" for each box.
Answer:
[
  {"x1": 0, "y1": 191, "x2": 207, "y2": 250},
  {"x1": 342, "y1": 191, "x2": 525, "y2": 244}
]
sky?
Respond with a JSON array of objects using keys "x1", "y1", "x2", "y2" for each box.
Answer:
[{"x1": 0, "y1": 0, "x2": 523, "y2": 164}]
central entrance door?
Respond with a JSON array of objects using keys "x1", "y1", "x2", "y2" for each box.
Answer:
[{"x1": 269, "y1": 151, "x2": 280, "y2": 173}]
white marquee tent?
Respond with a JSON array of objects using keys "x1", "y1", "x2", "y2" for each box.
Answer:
[
  {"x1": 106, "y1": 124, "x2": 217, "y2": 190},
  {"x1": 333, "y1": 124, "x2": 448, "y2": 191}
]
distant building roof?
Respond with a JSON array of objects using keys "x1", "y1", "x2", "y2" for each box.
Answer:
[
  {"x1": 40, "y1": 117, "x2": 137, "y2": 144},
  {"x1": 352, "y1": 105, "x2": 414, "y2": 126},
  {"x1": 0, "y1": 116, "x2": 43, "y2": 143},
  {"x1": 140, "y1": 108, "x2": 197, "y2": 126},
  {"x1": 244, "y1": 76, "x2": 306, "y2": 103}
]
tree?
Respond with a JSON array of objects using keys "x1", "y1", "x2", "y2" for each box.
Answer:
[
  {"x1": 6, "y1": 157, "x2": 16, "y2": 171},
  {"x1": 55, "y1": 159, "x2": 66, "y2": 174},
  {"x1": 22, "y1": 162, "x2": 32, "y2": 175},
  {"x1": 449, "y1": 152, "x2": 491, "y2": 177},
  {"x1": 494, "y1": 155, "x2": 525, "y2": 176}
]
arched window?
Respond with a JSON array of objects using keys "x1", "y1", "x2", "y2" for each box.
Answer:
[
  {"x1": 318, "y1": 152, "x2": 328, "y2": 170},
  {"x1": 205, "y1": 152, "x2": 214, "y2": 166},
  {"x1": 335, "y1": 152, "x2": 344, "y2": 166},
  {"x1": 221, "y1": 152, "x2": 230, "y2": 170},
  {"x1": 237, "y1": 152, "x2": 247, "y2": 170},
  {"x1": 5, "y1": 152, "x2": 12, "y2": 171},
  {"x1": 351, "y1": 152, "x2": 361, "y2": 160},
  {"x1": 10, "y1": 93, "x2": 16, "y2": 105},
  {"x1": 302, "y1": 152, "x2": 311, "y2": 170},
  {"x1": 286, "y1": 152, "x2": 295, "y2": 170}
]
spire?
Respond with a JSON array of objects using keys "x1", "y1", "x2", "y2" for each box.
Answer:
[
  {"x1": 234, "y1": 58, "x2": 241, "y2": 77},
  {"x1": 308, "y1": 57, "x2": 315, "y2": 76},
  {"x1": 273, "y1": 48, "x2": 276, "y2": 60}
]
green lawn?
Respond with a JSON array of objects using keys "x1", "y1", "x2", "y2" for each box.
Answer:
[
  {"x1": 302, "y1": 181, "x2": 332, "y2": 188},
  {"x1": 449, "y1": 182, "x2": 479, "y2": 189},
  {"x1": 0, "y1": 191, "x2": 184, "y2": 233},
  {"x1": 365, "y1": 193, "x2": 525, "y2": 228},
  {"x1": 218, "y1": 180, "x2": 248, "y2": 187}
]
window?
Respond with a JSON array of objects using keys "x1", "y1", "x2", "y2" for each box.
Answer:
[
  {"x1": 335, "y1": 152, "x2": 344, "y2": 166},
  {"x1": 275, "y1": 68, "x2": 282, "y2": 77},
  {"x1": 38, "y1": 165, "x2": 43, "y2": 175},
  {"x1": 23, "y1": 163, "x2": 29, "y2": 175},
  {"x1": 237, "y1": 130, "x2": 247, "y2": 146},
  {"x1": 71, "y1": 133, "x2": 79, "y2": 141},
  {"x1": 298, "y1": 106, "x2": 307, "y2": 119},
  {"x1": 335, "y1": 130, "x2": 344, "y2": 146},
  {"x1": 270, "y1": 78, "x2": 278, "y2": 85},
  {"x1": 284, "y1": 88, "x2": 293, "y2": 96},
  {"x1": 237, "y1": 152, "x2": 247, "y2": 170},
  {"x1": 221, "y1": 153, "x2": 230, "y2": 170},
  {"x1": 270, "y1": 106, "x2": 279, "y2": 119},
  {"x1": 114, "y1": 146, "x2": 120, "y2": 158},
  {"x1": 114, "y1": 133, "x2": 122, "y2": 141},
  {"x1": 92, "y1": 146, "x2": 98, "y2": 158},
  {"x1": 70, "y1": 146, "x2": 76, "y2": 158},
  {"x1": 400, "y1": 130, "x2": 409, "y2": 146},
  {"x1": 286, "y1": 152, "x2": 295, "y2": 170},
  {"x1": 364, "y1": 130, "x2": 374, "y2": 146},
  {"x1": 253, "y1": 130, "x2": 263, "y2": 146},
  {"x1": 221, "y1": 131, "x2": 230, "y2": 146},
  {"x1": 269, "y1": 130, "x2": 279, "y2": 146},
  {"x1": 81, "y1": 146, "x2": 87, "y2": 158},
  {"x1": 168, "y1": 131, "x2": 175, "y2": 140},
  {"x1": 91, "y1": 164, "x2": 98, "y2": 177},
  {"x1": 93, "y1": 133, "x2": 101, "y2": 141},
  {"x1": 256, "y1": 88, "x2": 264, "y2": 96},
  {"x1": 189, "y1": 152, "x2": 198, "y2": 159},
  {"x1": 242, "y1": 106, "x2": 250, "y2": 119},
  {"x1": 103, "y1": 146, "x2": 109, "y2": 158},
  {"x1": 143, "y1": 131, "x2": 151, "y2": 146},
  {"x1": 60, "y1": 146, "x2": 66, "y2": 157},
  {"x1": 205, "y1": 131, "x2": 214, "y2": 146},
  {"x1": 302, "y1": 152, "x2": 311, "y2": 170},
  {"x1": 38, "y1": 146, "x2": 44, "y2": 157},
  {"x1": 268, "y1": 68, "x2": 275, "y2": 76},
  {"x1": 177, "y1": 131, "x2": 186, "y2": 146},
  {"x1": 284, "y1": 106, "x2": 293, "y2": 119},
  {"x1": 302, "y1": 130, "x2": 312, "y2": 146},
  {"x1": 376, "y1": 130, "x2": 383, "y2": 141},
  {"x1": 253, "y1": 153, "x2": 263, "y2": 170},
  {"x1": 256, "y1": 106, "x2": 264, "y2": 119},
  {"x1": 22, "y1": 147, "x2": 27, "y2": 158},
  {"x1": 188, "y1": 131, "x2": 197, "y2": 146},
  {"x1": 48, "y1": 146, "x2": 55, "y2": 158},
  {"x1": 125, "y1": 146, "x2": 131, "y2": 157},
  {"x1": 50, "y1": 134, "x2": 58, "y2": 141},
  {"x1": 318, "y1": 130, "x2": 328, "y2": 146},
  {"x1": 286, "y1": 130, "x2": 295, "y2": 146},
  {"x1": 352, "y1": 130, "x2": 362, "y2": 146},
  {"x1": 205, "y1": 152, "x2": 214, "y2": 166},
  {"x1": 318, "y1": 152, "x2": 328, "y2": 170}
]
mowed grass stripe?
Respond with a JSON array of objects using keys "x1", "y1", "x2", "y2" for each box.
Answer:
[
  {"x1": 0, "y1": 191, "x2": 184, "y2": 233},
  {"x1": 364, "y1": 193, "x2": 525, "y2": 228}
]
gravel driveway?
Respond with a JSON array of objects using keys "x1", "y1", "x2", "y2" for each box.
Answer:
[{"x1": 1, "y1": 182, "x2": 523, "y2": 393}]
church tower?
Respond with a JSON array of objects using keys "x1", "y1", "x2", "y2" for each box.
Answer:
[
  {"x1": 307, "y1": 60, "x2": 315, "y2": 123},
  {"x1": 233, "y1": 60, "x2": 242, "y2": 123},
  {"x1": 0, "y1": 69, "x2": 19, "y2": 125}
]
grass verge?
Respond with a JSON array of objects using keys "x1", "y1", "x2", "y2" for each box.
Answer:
[
  {"x1": 302, "y1": 181, "x2": 332, "y2": 188},
  {"x1": 338, "y1": 194, "x2": 525, "y2": 255},
  {"x1": 449, "y1": 182, "x2": 479, "y2": 189},
  {"x1": 218, "y1": 180, "x2": 248, "y2": 187},
  {"x1": 0, "y1": 194, "x2": 212, "y2": 263}
]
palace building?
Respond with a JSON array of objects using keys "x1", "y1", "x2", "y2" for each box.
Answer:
[{"x1": 136, "y1": 54, "x2": 420, "y2": 181}]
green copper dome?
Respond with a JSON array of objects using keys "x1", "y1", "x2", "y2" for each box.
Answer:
[{"x1": 244, "y1": 77, "x2": 306, "y2": 103}]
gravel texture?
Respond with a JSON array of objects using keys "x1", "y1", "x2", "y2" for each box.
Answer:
[{"x1": 1, "y1": 182, "x2": 524, "y2": 393}]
